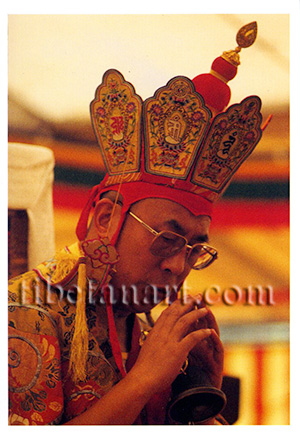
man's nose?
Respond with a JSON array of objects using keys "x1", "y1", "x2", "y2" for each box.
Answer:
[{"x1": 160, "y1": 248, "x2": 188, "y2": 276}]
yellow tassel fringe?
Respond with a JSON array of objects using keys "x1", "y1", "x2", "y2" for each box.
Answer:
[
  {"x1": 68, "y1": 255, "x2": 89, "y2": 383},
  {"x1": 49, "y1": 252, "x2": 78, "y2": 284}
]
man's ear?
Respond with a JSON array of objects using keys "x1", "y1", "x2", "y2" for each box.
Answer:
[{"x1": 93, "y1": 198, "x2": 123, "y2": 240}]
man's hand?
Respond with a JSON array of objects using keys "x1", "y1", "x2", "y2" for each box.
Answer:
[{"x1": 129, "y1": 296, "x2": 213, "y2": 394}]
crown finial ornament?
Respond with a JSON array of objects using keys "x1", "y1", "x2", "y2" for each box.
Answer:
[
  {"x1": 236, "y1": 21, "x2": 258, "y2": 48},
  {"x1": 222, "y1": 21, "x2": 258, "y2": 66},
  {"x1": 192, "y1": 21, "x2": 258, "y2": 114}
]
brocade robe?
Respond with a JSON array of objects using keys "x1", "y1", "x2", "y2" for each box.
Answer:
[{"x1": 8, "y1": 243, "x2": 169, "y2": 425}]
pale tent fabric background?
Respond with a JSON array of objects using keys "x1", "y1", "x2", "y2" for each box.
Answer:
[{"x1": 8, "y1": 14, "x2": 289, "y2": 118}]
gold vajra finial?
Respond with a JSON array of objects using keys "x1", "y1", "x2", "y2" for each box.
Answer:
[
  {"x1": 236, "y1": 21, "x2": 258, "y2": 48},
  {"x1": 222, "y1": 21, "x2": 258, "y2": 66}
]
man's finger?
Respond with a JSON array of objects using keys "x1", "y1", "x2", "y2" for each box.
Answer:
[
  {"x1": 154, "y1": 295, "x2": 202, "y2": 332},
  {"x1": 173, "y1": 307, "x2": 208, "y2": 339},
  {"x1": 210, "y1": 329, "x2": 224, "y2": 356},
  {"x1": 180, "y1": 328, "x2": 212, "y2": 354},
  {"x1": 197, "y1": 307, "x2": 220, "y2": 336}
]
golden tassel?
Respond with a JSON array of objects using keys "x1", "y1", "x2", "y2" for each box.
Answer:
[
  {"x1": 48, "y1": 252, "x2": 78, "y2": 284},
  {"x1": 68, "y1": 254, "x2": 89, "y2": 383}
]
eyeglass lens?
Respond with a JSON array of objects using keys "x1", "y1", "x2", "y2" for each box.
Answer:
[
  {"x1": 149, "y1": 231, "x2": 215, "y2": 269},
  {"x1": 150, "y1": 231, "x2": 186, "y2": 257}
]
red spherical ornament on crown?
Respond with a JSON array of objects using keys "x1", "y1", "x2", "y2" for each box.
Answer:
[{"x1": 192, "y1": 56, "x2": 238, "y2": 113}]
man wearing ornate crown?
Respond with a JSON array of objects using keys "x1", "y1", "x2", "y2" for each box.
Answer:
[{"x1": 8, "y1": 23, "x2": 264, "y2": 425}]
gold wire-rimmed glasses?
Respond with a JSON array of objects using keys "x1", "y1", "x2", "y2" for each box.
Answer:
[{"x1": 128, "y1": 211, "x2": 218, "y2": 270}]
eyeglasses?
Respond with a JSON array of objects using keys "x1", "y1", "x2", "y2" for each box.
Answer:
[{"x1": 128, "y1": 211, "x2": 218, "y2": 270}]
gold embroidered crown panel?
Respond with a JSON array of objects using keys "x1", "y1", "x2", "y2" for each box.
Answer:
[
  {"x1": 90, "y1": 70, "x2": 143, "y2": 176},
  {"x1": 143, "y1": 77, "x2": 212, "y2": 179}
]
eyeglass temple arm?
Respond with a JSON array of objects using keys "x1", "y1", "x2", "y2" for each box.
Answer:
[{"x1": 128, "y1": 211, "x2": 158, "y2": 236}]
